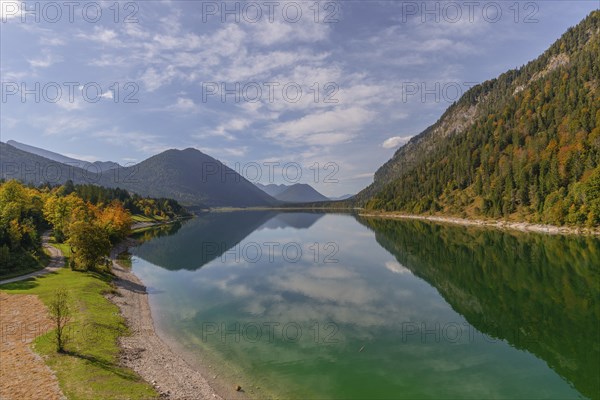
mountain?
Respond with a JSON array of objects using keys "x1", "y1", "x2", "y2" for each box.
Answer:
[
  {"x1": 329, "y1": 194, "x2": 354, "y2": 201},
  {"x1": 7, "y1": 140, "x2": 120, "y2": 172},
  {"x1": 255, "y1": 183, "x2": 289, "y2": 197},
  {"x1": 273, "y1": 183, "x2": 330, "y2": 203},
  {"x1": 1, "y1": 143, "x2": 276, "y2": 208},
  {"x1": 1, "y1": 141, "x2": 98, "y2": 186},
  {"x1": 115, "y1": 148, "x2": 277, "y2": 208},
  {"x1": 358, "y1": 11, "x2": 600, "y2": 227},
  {"x1": 255, "y1": 182, "x2": 330, "y2": 203}
]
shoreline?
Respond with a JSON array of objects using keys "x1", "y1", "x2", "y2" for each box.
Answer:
[
  {"x1": 108, "y1": 242, "x2": 228, "y2": 400},
  {"x1": 359, "y1": 212, "x2": 600, "y2": 236}
]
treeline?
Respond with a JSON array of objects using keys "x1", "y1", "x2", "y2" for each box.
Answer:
[
  {"x1": 66, "y1": 182, "x2": 190, "y2": 221},
  {"x1": 365, "y1": 11, "x2": 600, "y2": 227},
  {"x1": 0, "y1": 180, "x2": 189, "y2": 276}
]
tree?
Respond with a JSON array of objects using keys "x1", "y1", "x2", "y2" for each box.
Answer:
[
  {"x1": 67, "y1": 221, "x2": 111, "y2": 271},
  {"x1": 98, "y1": 201, "x2": 132, "y2": 243},
  {"x1": 43, "y1": 194, "x2": 89, "y2": 242},
  {"x1": 49, "y1": 288, "x2": 71, "y2": 353}
]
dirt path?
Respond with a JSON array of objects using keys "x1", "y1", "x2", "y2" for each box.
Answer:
[
  {"x1": 0, "y1": 231, "x2": 65, "y2": 285},
  {"x1": 108, "y1": 243, "x2": 224, "y2": 400},
  {"x1": 0, "y1": 292, "x2": 65, "y2": 400}
]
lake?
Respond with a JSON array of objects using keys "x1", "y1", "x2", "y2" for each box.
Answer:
[{"x1": 129, "y1": 211, "x2": 599, "y2": 399}]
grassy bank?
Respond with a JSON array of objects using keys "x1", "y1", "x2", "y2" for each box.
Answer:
[
  {"x1": 0, "y1": 250, "x2": 48, "y2": 280},
  {"x1": 0, "y1": 268, "x2": 158, "y2": 400}
]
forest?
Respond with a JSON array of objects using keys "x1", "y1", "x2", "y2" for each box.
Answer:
[
  {"x1": 0, "y1": 179, "x2": 189, "y2": 277},
  {"x1": 363, "y1": 11, "x2": 600, "y2": 227}
]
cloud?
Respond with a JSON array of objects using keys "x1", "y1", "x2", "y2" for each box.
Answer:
[
  {"x1": 168, "y1": 97, "x2": 197, "y2": 112},
  {"x1": 92, "y1": 129, "x2": 170, "y2": 154},
  {"x1": 139, "y1": 66, "x2": 179, "y2": 92},
  {"x1": 38, "y1": 116, "x2": 95, "y2": 136},
  {"x1": 385, "y1": 261, "x2": 412, "y2": 275},
  {"x1": 88, "y1": 55, "x2": 128, "y2": 67},
  {"x1": 40, "y1": 37, "x2": 65, "y2": 46},
  {"x1": 56, "y1": 96, "x2": 84, "y2": 111},
  {"x1": 27, "y1": 51, "x2": 62, "y2": 68},
  {"x1": 196, "y1": 146, "x2": 248, "y2": 157},
  {"x1": 1, "y1": 116, "x2": 18, "y2": 129},
  {"x1": 270, "y1": 107, "x2": 377, "y2": 146},
  {"x1": 351, "y1": 172, "x2": 374, "y2": 180},
  {"x1": 0, "y1": 0, "x2": 22, "y2": 20},
  {"x1": 249, "y1": 19, "x2": 330, "y2": 46},
  {"x1": 382, "y1": 135, "x2": 412, "y2": 149},
  {"x1": 77, "y1": 27, "x2": 120, "y2": 45},
  {"x1": 193, "y1": 118, "x2": 251, "y2": 141}
]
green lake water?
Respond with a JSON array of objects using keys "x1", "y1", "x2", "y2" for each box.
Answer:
[{"x1": 130, "y1": 211, "x2": 600, "y2": 399}]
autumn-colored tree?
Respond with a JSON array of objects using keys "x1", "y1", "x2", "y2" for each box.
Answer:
[
  {"x1": 97, "y1": 200, "x2": 132, "y2": 243},
  {"x1": 67, "y1": 221, "x2": 111, "y2": 271},
  {"x1": 43, "y1": 193, "x2": 89, "y2": 242}
]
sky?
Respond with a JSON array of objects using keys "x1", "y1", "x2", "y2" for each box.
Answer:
[{"x1": 1, "y1": 0, "x2": 598, "y2": 196}]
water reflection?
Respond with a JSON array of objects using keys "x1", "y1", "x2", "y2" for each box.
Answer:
[
  {"x1": 358, "y1": 217, "x2": 600, "y2": 399},
  {"x1": 131, "y1": 213, "x2": 599, "y2": 399}
]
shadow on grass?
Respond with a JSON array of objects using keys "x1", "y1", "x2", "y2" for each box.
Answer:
[
  {"x1": 63, "y1": 350, "x2": 142, "y2": 382},
  {"x1": 0, "y1": 277, "x2": 42, "y2": 290}
]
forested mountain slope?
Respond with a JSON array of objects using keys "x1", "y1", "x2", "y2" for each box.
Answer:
[{"x1": 358, "y1": 11, "x2": 600, "y2": 227}]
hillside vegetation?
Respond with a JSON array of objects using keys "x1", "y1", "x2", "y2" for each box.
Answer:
[
  {"x1": 0, "y1": 180, "x2": 188, "y2": 277},
  {"x1": 0, "y1": 143, "x2": 276, "y2": 208},
  {"x1": 359, "y1": 11, "x2": 600, "y2": 227}
]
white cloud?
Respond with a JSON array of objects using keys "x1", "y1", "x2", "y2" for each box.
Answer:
[
  {"x1": 250, "y1": 19, "x2": 330, "y2": 46},
  {"x1": 385, "y1": 261, "x2": 412, "y2": 275},
  {"x1": 168, "y1": 97, "x2": 197, "y2": 112},
  {"x1": 40, "y1": 37, "x2": 65, "y2": 46},
  {"x1": 77, "y1": 27, "x2": 120, "y2": 45},
  {"x1": 27, "y1": 51, "x2": 62, "y2": 68},
  {"x1": 193, "y1": 118, "x2": 251, "y2": 141},
  {"x1": 351, "y1": 172, "x2": 374, "y2": 180},
  {"x1": 0, "y1": 0, "x2": 22, "y2": 20},
  {"x1": 38, "y1": 116, "x2": 95, "y2": 136},
  {"x1": 1, "y1": 116, "x2": 18, "y2": 129},
  {"x1": 88, "y1": 55, "x2": 128, "y2": 67},
  {"x1": 270, "y1": 107, "x2": 376, "y2": 146},
  {"x1": 196, "y1": 146, "x2": 248, "y2": 158},
  {"x1": 382, "y1": 136, "x2": 412, "y2": 149},
  {"x1": 139, "y1": 66, "x2": 179, "y2": 92},
  {"x1": 56, "y1": 96, "x2": 84, "y2": 111},
  {"x1": 93, "y1": 129, "x2": 169, "y2": 154}
]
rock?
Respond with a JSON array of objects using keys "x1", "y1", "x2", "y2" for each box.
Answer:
[{"x1": 235, "y1": 385, "x2": 242, "y2": 392}]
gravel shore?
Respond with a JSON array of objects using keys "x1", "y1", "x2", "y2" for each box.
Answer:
[
  {"x1": 359, "y1": 213, "x2": 600, "y2": 236},
  {"x1": 109, "y1": 249, "x2": 224, "y2": 400}
]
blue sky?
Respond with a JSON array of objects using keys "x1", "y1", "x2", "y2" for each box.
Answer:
[{"x1": 1, "y1": 1, "x2": 598, "y2": 196}]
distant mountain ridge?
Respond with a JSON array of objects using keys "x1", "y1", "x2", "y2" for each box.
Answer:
[
  {"x1": 255, "y1": 182, "x2": 330, "y2": 203},
  {"x1": 1, "y1": 142, "x2": 277, "y2": 208},
  {"x1": 255, "y1": 183, "x2": 289, "y2": 197},
  {"x1": 7, "y1": 140, "x2": 120, "y2": 172},
  {"x1": 329, "y1": 194, "x2": 354, "y2": 201},
  {"x1": 276, "y1": 183, "x2": 330, "y2": 203},
  {"x1": 118, "y1": 148, "x2": 276, "y2": 207}
]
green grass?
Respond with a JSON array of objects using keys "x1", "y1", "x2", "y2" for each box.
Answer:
[
  {"x1": 116, "y1": 251, "x2": 133, "y2": 269},
  {"x1": 0, "y1": 247, "x2": 50, "y2": 280},
  {"x1": 0, "y1": 269, "x2": 158, "y2": 400},
  {"x1": 131, "y1": 214, "x2": 168, "y2": 223}
]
